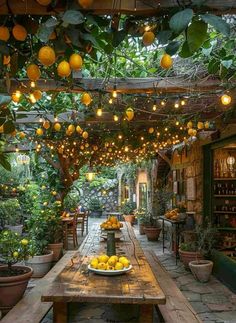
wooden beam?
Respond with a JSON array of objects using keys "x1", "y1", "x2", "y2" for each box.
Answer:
[
  {"x1": 0, "y1": 0, "x2": 235, "y2": 16},
  {"x1": 0, "y1": 77, "x2": 228, "y2": 95}
]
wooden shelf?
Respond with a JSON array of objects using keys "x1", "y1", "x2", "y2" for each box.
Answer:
[
  {"x1": 214, "y1": 195, "x2": 236, "y2": 197},
  {"x1": 214, "y1": 178, "x2": 236, "y2": 181},
  {"x1": 217, "y1": 227, "x2": 236, "y2": 231},
  {"x1": 214, "y1": 211, "x2": 236, "y2": 214}
]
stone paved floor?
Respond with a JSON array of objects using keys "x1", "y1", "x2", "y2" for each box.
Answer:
[{"x1": 39, "y1": 217, "x2": 236, "y2": 322}]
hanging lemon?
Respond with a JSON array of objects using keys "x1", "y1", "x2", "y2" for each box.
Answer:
[
  {"x1": 69, "y1": 53, "x2": 83, "y2": 70},
  {"x1": 82, "y1": 131, "x2": 88, "y2": 139},
  {"x1": 188, "y1": 128, "x2": 194, "y2": 136},
  {"x1": 0, "y1": 26, "x2": 10, "y2": 41},
  {"x1": 142, "y1": 31, "x2": 155, "y2": 46},
  {"x1": 148, "y1": 127, "x2": 154, "y2": 134},
  {"x1": 125, "y1": 107, "x2": 134, "y2": 121},
  {"x1": 36, "y1": 128, "x2": 43, "y2": 136},
  {"x1": 197, "y1": 122, "x2": 204, "y2": 130},
  {"x1": 36, "y1": 0, "x2": 52, "y2": 5},
  {"x1": 54, "y1": 123, "x2": 61, "y2": 131},
  {"x1": 26, "y1": 64, "x2": 41, "y2": 81},
  {"x1": 76, "y1": 125, "x2": 83, "y2": 134},
  {"x1": 38, "y1": 46, "x2": 56, "y2": 66},
  {"x1": 78, "y1": 0, "x2": 93, "y2": 9},
  {"x1": 11, "y1": 93, "x2": 20, "y2": 103},
  {"x1": 160, "y1": 53, "x2": 173, "y2": 69},
  {"x1": 204, "y1": 121, "x2": 210, "y2": 129},
  {"x1": 3, "y1": 55, "x2": 10, "y2": 65},
  {"x1": 12, "y1": 24, "x2": 27, "y2": 41},
  {"x1": 57, "y1": 60, "x2": 71, "y2": 77},
  {"x1": 68, "y1": 124, "x2": 75, "y2": 133},
  {"x1": 19, "y1": 132, "x2": 26, "y2": 139},
  {"x1": 32, "y1": 90, "x2": 42, "y2": 101},
  {"x1": 43, "y1": 120, "x2": 50, "y2": 129},
  {"x1": 81, "y1": 92, "x2": 92, "y2": 106},
  {"x1": 66, "y1": 129, "x2": 72, "y2": 136},
  {"x1": 187, "y1": 121, "x2": 193, "y2": 129}
]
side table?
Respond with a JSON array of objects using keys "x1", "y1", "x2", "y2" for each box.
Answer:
[{"x1": 160, "y1": 216, "x2": 186, "y2": 265}]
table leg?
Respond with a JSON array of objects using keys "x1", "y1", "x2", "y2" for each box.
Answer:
[
  {"x1": 162, "y1": 218, "x2": 165, "y2": 253},
  {"x1": 139, "y1": 304, "x2": 153, "y2": 323},
  {"x1": 53, "y1": 302, "x2": 68, "y2": 323}
]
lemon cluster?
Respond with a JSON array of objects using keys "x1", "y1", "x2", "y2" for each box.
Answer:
[
  {"x1": 90, "y1": 254, "x2": 130, "y2": 271},
  {"x1": 165, "y1": 209, "x2": 179, "y2": 221},
  {"x1": 100, "y1": 216, "x2": 123, "y2": 230}
]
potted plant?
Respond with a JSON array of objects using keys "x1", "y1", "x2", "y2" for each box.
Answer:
[
  {"x1": 189, "y1": 222, "x2": 218, "y2": 282},
  {"x1": 121, "y1": 201, "x2": 136, "y2": 225},
  {"x1": 176, "y1": 201, "x2": 187, "y2": 220},
  {"x1": 25, "y1": 211, "x2": 54, "y2": 278},
  {"x1": 179, "y1": 241, "x2": 203, "y2": 269},
  {"x1": 0, "y1": 230, "x2": 33, "y2": 313},
  {"x1": 135, "y1": 208, "x2": 146, "y2": 234},
  {"x1": 143, "y1": 211, "x2": 162, "y2": 241},
  {"x1": 0, "y1": 198, "x2": 23, "y2": 235},
  {"x1": 45, "y1": 203, "x2": 63, "y2": 262},
  {"x1": 88, "y1": 198, "x2": 103, "y2": 217}
]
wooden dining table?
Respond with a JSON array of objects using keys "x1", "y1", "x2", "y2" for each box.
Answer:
[{"x1": 41, "y1": 222, "x2": 166, "y2": 322}]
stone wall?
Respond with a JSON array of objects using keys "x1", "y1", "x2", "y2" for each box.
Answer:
[
  {"x1": 172, "y1": 141, "x2": 203, "y2": 224},
  {"x1": 79, "y1": 179, "x2": 119, "y2": 212}
]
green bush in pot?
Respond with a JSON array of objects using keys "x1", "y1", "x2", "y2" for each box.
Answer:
[
  {"x1": 0, "y1": 230, "x2": 33, "y2": 313},
  {"x1": 143, "y1": 211, "x2": 162, "y2": 241},
  {"x1": 0, "y1": 198, "x2": 23, "y2": 234},
  {"x1": 88, "y1": 197, "x2": 103, "y2": 217},
  {"x1": 121, "y1": 201, "x2": 136, "y2": 225}
]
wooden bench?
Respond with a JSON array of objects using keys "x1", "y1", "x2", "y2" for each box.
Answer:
[
  {"x1": 1, "y1": 251, "x2": 77, "y2": 323},
  {"x1": 145, "y1": 250, "x2": 202, "y2": 323}
]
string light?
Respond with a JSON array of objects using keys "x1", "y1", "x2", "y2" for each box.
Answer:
[
  {"x1": 112, "y1": 85, "x2": 117, "y2": 98},
  {"x1": 174, "y1": 101, "x2": 180, "y2": 109},
  {"x1": 221, "y1": 93, "x2": 232, "y2": 106},
  {"x1": 54, "y1": 115, "x2": 58, "y2": 122},
  {"x1": 15, "y1": 90, "x2": 21, "y2": 99},
  {"x1": 113, "y1": 115, "x2": 119, "y2": 122},
  {"x1": 180, "y1": 99, "x2": 186, "y2": 106},
  {"x1": 161, "y1": 100, "x2": 166, "y2": 106},
  {"x1": 29, "y1": 93, "x2": 36, "y2": 104},
  {"x1": 30, "y1": 81, "x2": 36, "y2": 88},
  {"x1": 109, "y1": 98, "x2": 113, "y2": 104},
  {"x1": 96, "y1": 108, "x2": 103, "y2": 116}
]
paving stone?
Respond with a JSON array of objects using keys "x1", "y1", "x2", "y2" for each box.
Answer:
[
  {"x1": 198, "y1": 311, "x2": 223, "y2": 321},
  {"x1": 182, "y1": 290, "x2": 201, "y2": 302},
  {"x1": 176, "y1": 274, "x2": 195, "y2": 286},
  {"x1": 212, "y1": 311, "x2": 236, "y2": 322},
  {"x1": 184, "y1": 281, "x2": 213, "y2": 294},
  {"x1": 189, "y1": 301, "x2": 209, "y2": 313},
  {"x1": 207, "y1": 303, "x2": 236, "y2": 312},
  {"x1": 202, "y1": 294, "x2": 229, "y2": 304}
]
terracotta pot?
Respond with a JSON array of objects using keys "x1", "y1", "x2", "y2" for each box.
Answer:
[
  {"x1": 179, "y1": 249, "x2": 203, "y2": 269},
  {"x1": 189, "y1": 260, "x2": 213, "y2": 283},
  {"x1": 47, "y1": 243, "x2": 63, "y2": 262},
  {"x1": 144, "y1": 226, "x2": 161, "y2": 241},
  {"x1": 0, "y1": 265, "x2": 33, "y2": 314},
  {"x1": 123, "y1": 214, "x2": 135, "y2": 226},
  {"x1": 25, "y1": 251, "x2": 53, "y2": 278}
]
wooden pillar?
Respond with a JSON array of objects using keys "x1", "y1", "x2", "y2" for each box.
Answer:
[{"x1": 53, "y1": 302, "x2": 68, "y2": 323}]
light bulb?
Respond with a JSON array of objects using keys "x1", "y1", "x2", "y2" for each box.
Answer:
[
  {"x1": 30, "y1": 81, "x2": 36, "y2": 88},
  {"x1": 112, "y1": 85, "x2": 117, "y2": 98},
  {"x1": 54, "y1": 115, "x2": 58, "y2": 122},
  {"x1": 29, "y1": 93, "x2": 36, "y2": 104},
  {"x1": 96, "y1": 108, "x2": 102, "y2": 116},
  {"x1": 180, "y1": 99, "x2": 186, "y2": 106},
  {"x1": 113, "y1": 115, "x2": 119, "y2": 122},
  {"x1": 109, "y1": 98, "x2": 113, "y2": 104},
  {"x1": 15, "y1": 90, "x2": 21, "y2": 99},
  {"x1": 161, "y1": 100, "x2": 166, "y2": 106},
  {"x1": 221, "y1": 93, "x2": 232, "y2": 106},
  {"x1": 174, "y1": 102, "x2": 180, "y2": 109}
]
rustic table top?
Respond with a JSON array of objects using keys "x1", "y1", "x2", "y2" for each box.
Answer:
[{"x1": 41, "y1": 222, "x2": 166, "y2": 305}]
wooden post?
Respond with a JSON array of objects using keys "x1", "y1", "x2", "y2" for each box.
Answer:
[
  {"x1": 139, "y1": 304, "x2": 153, "y2": 323},
  {"x1": 53, "y1": 302, "x2": 68, "y2": 323}
]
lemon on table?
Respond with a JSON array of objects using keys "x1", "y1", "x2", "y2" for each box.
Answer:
[
  {"x1": 90, "y1": 258, "x2": 98, "y2": 269},
  {"x1": 108, "y1": 256, "x2": 117, "y2": 267},
  {"x1": 120, "y1": 258, "x2": 130, "y2": 268},
  {"x1": 98, "y1": 254, "x2": 109, "y2": 263},
  {"x1": 106, "y1": 264, "x2": 114, "y2": 270},
  {"x1": 115, "y1": 262, "x2": 124, "y2": 270},
  {"x1": 97, "y1": 262, "x2": 107, "y2": 270}
]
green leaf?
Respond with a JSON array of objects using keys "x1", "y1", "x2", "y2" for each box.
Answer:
[
  {"x1": 169, "y1": 9, "x2": 193, "y2": 34},
  {"x1": 157, "y1": 30, "x2": 172, "y2": 45},
  {"x1": 200, "y1": 14, "x2": 230, "y2": 37},
  {"x1": 0, "y1": 154, "x2": 11, "y2": 171},
  {"x1": 165, "y1": 41, "x2": 180, "y2": 55},
  {"x1": 0, "y1": 95, "x2": 11, "y2": 106},
  {"x1": 112, "y1": 30, "x2": 126, "y2": 48},
  {"x1": 179, "y1": 41, "x2": 192, "y2": 58},
  {"x1": 80, "y1": 33, "x2": 100, "y2": 48},
  {"x1": 221, "y1": 59, "x2": 232, "y2": 69},
  {"x1": 37, "y1": 24, "x2": 54, "y2": 42},
  {"x1": 208, "y1": 58, "x2": 220, "y2": 74},
  {"x1": 62, "y1": 10, "x2": 84, "y2": 25},
  {"x1": 3, "y1": 120, "x2": 15, "y2": 134},
  {"x1": 45, "y1": 17, "x2": 59, "y2": 28},
  {"x1": 187, "y1": 20, "x2": 208, "y2": 53}
]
